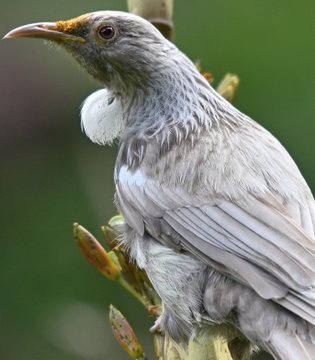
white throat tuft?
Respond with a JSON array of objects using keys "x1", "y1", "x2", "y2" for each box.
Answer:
[{"x1": 81, "y1": 88, "x2": 124, "y2": 145}]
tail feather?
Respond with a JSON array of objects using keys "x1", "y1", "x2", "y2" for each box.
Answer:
[
  {"x1": 277, "y1": 295, "x2": 315, "y2": 327},
  {"x1": 267, "y1": 331, "x2": 315, "y2": 360},
  {"x1": 276, "y1": 290, "x2": 315, "y2": 326}
]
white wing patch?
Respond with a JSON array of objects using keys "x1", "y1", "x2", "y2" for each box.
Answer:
[{"x1": 81, "y1": 88, "x2": 123, "y2": 145}]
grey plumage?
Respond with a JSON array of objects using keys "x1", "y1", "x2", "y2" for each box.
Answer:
[
  {"x1": 86, "y1": 12, "x2": 315, "y2": 360},
  {"x1": 105, "y1": 13, "x2": 315, "y2": 359},
  {"x1": 6, "y1": 10, "x2": 315, "y2": 360}
]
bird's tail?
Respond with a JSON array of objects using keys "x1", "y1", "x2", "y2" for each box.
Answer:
[{"x1": 266, "y1": 330, "x2": 315, "y2": 360}]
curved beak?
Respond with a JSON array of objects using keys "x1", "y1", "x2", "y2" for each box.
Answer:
[{"x1": 3, "y1": 22, "x2": 85, "y2": 43}]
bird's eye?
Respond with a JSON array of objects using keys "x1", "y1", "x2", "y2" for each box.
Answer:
[{"x1": 98, "y1": 26, "x2": 116, "y2": 40}]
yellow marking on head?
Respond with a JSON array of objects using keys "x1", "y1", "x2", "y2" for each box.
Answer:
[{"x1": 56, "y1": 14, "x2": 90, "y2": 34}]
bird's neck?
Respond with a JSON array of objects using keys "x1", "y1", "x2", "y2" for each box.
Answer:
[
  {"x1": 123, "y1": 54, "x2": 244, "y2": 132},
  {"x1": 118, "y1": 52, "x2": 246, "y2": 168}
]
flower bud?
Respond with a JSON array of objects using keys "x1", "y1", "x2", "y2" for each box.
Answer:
[
  {"x1": 109, "y1": 304, "x2": 146, "y2": 359},
  {"x1": 73, "y1": 223, "x2": 121, "y2": 280}
]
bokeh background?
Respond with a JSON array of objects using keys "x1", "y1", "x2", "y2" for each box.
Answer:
[{"x1": 1, "y1": 0, "x2": 314, "y2": 359}]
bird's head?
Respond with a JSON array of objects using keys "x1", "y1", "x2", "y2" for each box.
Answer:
[{"x1": 4, "y1": 11, "x2": 172, "y2": 92}]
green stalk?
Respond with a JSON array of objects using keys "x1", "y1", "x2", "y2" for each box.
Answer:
[{"x1": 117, "y1": 276, "x2": 149, "y2": 309}]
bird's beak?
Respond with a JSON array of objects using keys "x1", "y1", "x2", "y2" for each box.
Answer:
[{"x1": 3, "y1": 22, "x2": 85, "y2": 43}]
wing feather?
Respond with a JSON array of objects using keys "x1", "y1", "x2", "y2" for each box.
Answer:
[
  {"x1": 117, "y1": 166, "x2": 315, "y2": 324},
  {"x1": 163, "y1": 210, "x2": 288, "y2": 298},
  {"x1": 302, "y1": 201, "x2": 315, "y2": 237},
  {"x1": 277, "y1": 294, "x2": 315, "y2": 325}
]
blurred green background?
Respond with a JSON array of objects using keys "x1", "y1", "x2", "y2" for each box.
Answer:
[{"x1": 1, "y1": 0, "x2": 314, "y2": 359}]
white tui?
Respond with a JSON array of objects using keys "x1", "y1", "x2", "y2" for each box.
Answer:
[{"x1": 4, "y1": 11, "x2": 315, "y2": 359}]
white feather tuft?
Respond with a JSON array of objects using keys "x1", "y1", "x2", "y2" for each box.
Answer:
[{"x1": 80, "y1": 89, "x2": 124, "y2": 145}]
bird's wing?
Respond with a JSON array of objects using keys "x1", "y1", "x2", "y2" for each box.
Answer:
[{"x1": 116, "y1": 165, "x2": 315, "y2": 325}]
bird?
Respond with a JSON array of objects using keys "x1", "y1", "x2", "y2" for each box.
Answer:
[{"x1": 4, "y1": 11, "x2": 315, "y2": 360}]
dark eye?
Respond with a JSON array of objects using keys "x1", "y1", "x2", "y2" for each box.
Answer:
[{"x1": 99, "y1": 26, "x2": 116, "y2": 40}]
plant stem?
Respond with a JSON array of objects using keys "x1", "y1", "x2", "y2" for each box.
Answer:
[
  {"x1": 117, "y1": 276, "x2": 149, "y2": 309},
  {"x1": 127, "y1": 0, "x2": 174, "y2": 40}
]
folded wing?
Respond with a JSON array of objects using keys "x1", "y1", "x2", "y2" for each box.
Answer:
[{"x1": 116, "y1": 165, "x2": 315, "y2": 325}]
